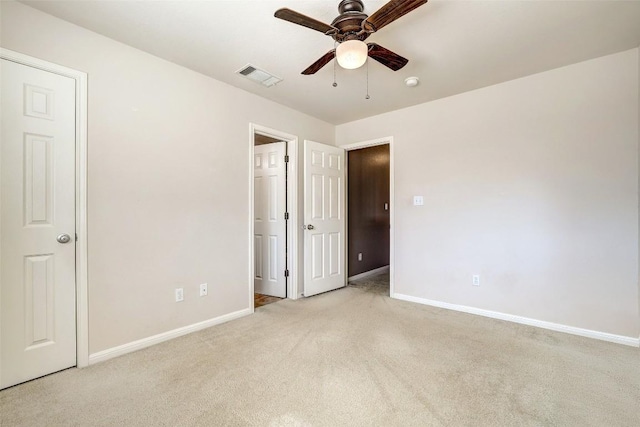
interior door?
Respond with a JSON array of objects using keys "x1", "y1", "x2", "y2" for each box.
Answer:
[
  {"x1": 303, "y1": 141, "x2": 346, "y2": 297},
  {"x1": 1, "y1": 59, "x2": 77, "y2": 389},
  {"x1": 254, "y1": 141, "x2": 287, "y2": 298}
]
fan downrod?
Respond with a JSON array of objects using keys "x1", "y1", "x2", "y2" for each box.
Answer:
[{"x1": 338, "y1": 0, "x2": 364, "y2": 14}]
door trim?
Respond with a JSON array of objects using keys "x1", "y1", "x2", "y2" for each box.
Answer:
[
  {"x1": 0, "y1": 48, "x2": 89, "y2": 368},
  {"x1": 340, "y1": 137, "x2": 395, "y2": 297},
  {"x1": 249, "y1": 124, "x2": 299, "y2": 308}
]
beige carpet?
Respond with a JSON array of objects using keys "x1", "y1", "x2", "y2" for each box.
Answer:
[{"x1": 1, "y1": 272, "x2": 639, "y2": 426}]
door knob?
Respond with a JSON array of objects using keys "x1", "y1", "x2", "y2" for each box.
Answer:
[
  {"x1": 307, "y1": 224, "x2": 315, "y2": 230},
  {"x1": 57, "y1": 233, "x2": 72, "y2": 244}
]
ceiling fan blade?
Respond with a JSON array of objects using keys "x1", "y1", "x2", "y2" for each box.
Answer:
[
  {"x1": 367, "y1": 43, "x2": 408, "y2": 71},
  {"x1": 275, "y1": 8, "x2": 337, "y2": 35},
  {"x1": 364, "y1": 0, "x2": 429, "y2": 33},
  {"x1": 302, "y1": 50, "x2": 336, "y2": 75}
]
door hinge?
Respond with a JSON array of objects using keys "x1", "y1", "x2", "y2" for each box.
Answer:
[
  {"x1": 284, "y1": 269, "x2": 290, "y2": 277},
  {"x1": 284, "y1": 212, "x2": 289, "y2": 220},
  {"x1": 284, "y1": 155, "x2": 290, "y2": 163},
  {"x1": 75, "y1": 233, "x2": 78, "y2": 242}
]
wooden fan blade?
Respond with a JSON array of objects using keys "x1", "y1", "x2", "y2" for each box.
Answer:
[
  {"x1": 367, "y1": 43, "x2": 408, "y2": 71},
  {"x1": 275, "y1": 8, "x2": 337, "y2": 35},
  {"x1": 364, "y1": 0, "x2": 429, "y2": 33},
  {"x1": 302, "y1": 50, "x2": 336, "y2": 75}
]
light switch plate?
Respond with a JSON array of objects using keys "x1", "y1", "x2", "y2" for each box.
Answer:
[{"x1": 413, "y1": 196, "x2": 424, "y2": 206}]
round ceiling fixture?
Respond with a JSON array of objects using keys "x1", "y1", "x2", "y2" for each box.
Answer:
[{"x1": 405, "y1": 76, "x2": 420, "y2": 87}]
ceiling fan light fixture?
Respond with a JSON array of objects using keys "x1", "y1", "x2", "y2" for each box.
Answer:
[{"x1": 336, "y1": 40, "x2": 368, "y2": 70}]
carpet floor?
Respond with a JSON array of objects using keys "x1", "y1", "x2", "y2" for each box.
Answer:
[{"x1": 1, "y1": 272, "x2": 638, "y2": 426}]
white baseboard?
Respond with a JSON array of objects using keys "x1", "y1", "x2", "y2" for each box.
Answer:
[
  {"x1": 348, "y1": 265, "x2": 390, "y2": 282},
  {"x1": 89, "y1": 308, "x2": 252, "y2": 365},
  {"x1": 392, "y1": 293, "x2": 639, "y2": 348}
]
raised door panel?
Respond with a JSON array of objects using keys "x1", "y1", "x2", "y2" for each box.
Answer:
[
  {"x1": 311, "y1": 174, "x2": 324, "y2": 221},
  {"x1": 24, "y1": 84, "x2": 55, "y2": 120},
  {"x1": 254, "y1": 176, "x2": 264, "y2": 222},
  {"x1": 268, "y1": 175, "x2": 278, "y2": 222},
  {"x1": 328, "y1": 233, "x2": 341, "y2": 277},
  {"x1": 24, "y1": 134, "x2": 54, "y2": 226},
  {"x1": 311, "y1": 234, "x2": 324, "y2": 280},
  {"x1": 24, "y1": 254, "x2": 55, "y2": 349},
  {"x1": 268, "y1": 236, "x2": 278, "y2": 281},
  {"x1": 328, "y1": 176, "x2": 341, "y2": 221},
  {"x1": 254, "y1": 235, "x2": 263, "y2": 280}
]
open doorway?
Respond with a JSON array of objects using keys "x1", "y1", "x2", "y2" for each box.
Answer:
[
  {"x1": 344, "y1": 138, "x2": 393, "y2": 296},
  {"x1": 250, "y1": 125, "x2": 299, "y2": 309}
]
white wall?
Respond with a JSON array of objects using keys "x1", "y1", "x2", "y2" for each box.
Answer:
[
  {"x1": 1, "y1": 1, "x2": 334, "y2": 354},
  {"x1": 337, "y1": 49, "x2": 640, "y2": 339}
]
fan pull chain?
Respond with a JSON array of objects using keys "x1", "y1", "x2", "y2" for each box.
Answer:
[
  {"x1": 332, "y1": 45, "x2": 338, "y2": 88},
  {"x1": 333, "y1": 59, "x2": 337, "y2": 87},
  {"x1": 365, "y1": 59, "x2": 370, "y2": 100}
]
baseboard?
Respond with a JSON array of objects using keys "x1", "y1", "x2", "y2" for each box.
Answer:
[
  {"x1": 392, "y1": 293, "x2": 639, "y2": 348},
  {"x1": 348, "y1": 265, "x2": 390, "y2": 282},
  {"x1": 89, "y1": 308, "x2": 252, "y2": 365}
]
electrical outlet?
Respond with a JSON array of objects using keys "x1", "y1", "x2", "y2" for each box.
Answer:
[
  {"x1": 358, "y1": 253, "x2": 363, "y2": 261},
  {"x1": 199, "y1": 283, "x2": 208, "y2": 297},
  {"x1": 175, "y1": 288, "x2": 184, "y2": 302},
  {"x1": 472, "y1": 275, "x2": 480, "y2": 286},
  {"x1": 413, "y1": 196, "x2": 424, "y2": 206}
]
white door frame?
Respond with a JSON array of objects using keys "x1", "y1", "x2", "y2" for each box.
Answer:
[
  {"x1": 0, "y1": 48, "x2": 89, "y2": 368},
  {"x1": 340, "y1": 137, "x2": 395, "y2": 297},
  {"x1": 249, "y1": 124, "x2": 299, "y2": 308}
]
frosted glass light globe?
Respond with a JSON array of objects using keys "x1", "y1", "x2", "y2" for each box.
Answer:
[{"x1": 336, "y1": 40, "x2": 368, "y2": 70}]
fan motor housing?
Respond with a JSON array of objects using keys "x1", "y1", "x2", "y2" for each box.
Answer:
[{"x1": 332, "y1": 0, "x2": 369, "y2": 41}]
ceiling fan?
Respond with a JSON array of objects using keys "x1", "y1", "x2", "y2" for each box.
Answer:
[{"x1": 274, "y1": 0, "x2": 429, "y2": 75}]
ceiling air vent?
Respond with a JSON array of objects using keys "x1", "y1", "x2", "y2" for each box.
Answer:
[{"x1": 236, "y1": 64, "x2": 282, "y2": 88}]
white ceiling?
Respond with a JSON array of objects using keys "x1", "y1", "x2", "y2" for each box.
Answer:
[{"x1": 21, "y1": 0, "x2": 640, "y2": 125}]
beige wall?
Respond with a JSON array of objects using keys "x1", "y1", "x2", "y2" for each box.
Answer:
[
  {"x1": 1, "y1": 1, "x2": 334, "y2": 353},
  {"x1": 337, "y1": 49, "x2": 640, "y2": 338},
  {"x1": 2, "y1": 1, "x2": 638, "y2": 353}
]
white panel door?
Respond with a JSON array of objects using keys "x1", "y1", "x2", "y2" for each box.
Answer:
[
  {"x1": 1, "y1": 59, "x2": 77, "y2": 389},
  {"x1": 254, "y1": 142, "x2": 287, "y2": 298},
  {"x1": 304, "y1": 141, "x2": 346, "y2": 297}
]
